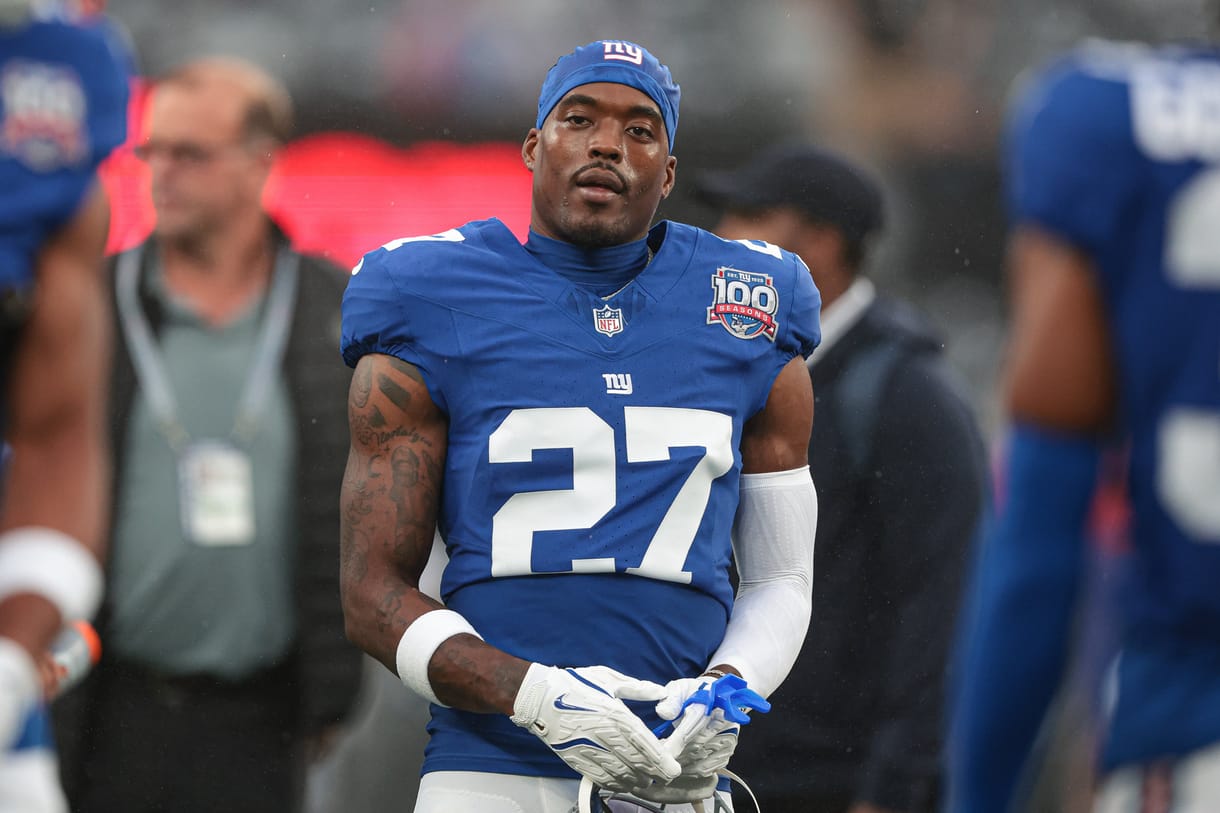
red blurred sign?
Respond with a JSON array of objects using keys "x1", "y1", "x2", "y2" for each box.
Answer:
[
  {"x1": 265, "y1": 134, "x2": 532, "y2": 268},
  {"x1": 98, "y1": 84, "x2": 532, "y2": 268}
]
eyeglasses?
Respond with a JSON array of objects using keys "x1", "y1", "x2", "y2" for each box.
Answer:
[{"x1": 133, "y1": 140, "x2": 250, "y2": 167}]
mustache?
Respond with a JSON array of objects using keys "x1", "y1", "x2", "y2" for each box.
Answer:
[{"x1": 573, "y1": 162, "x2": 628, "y2": 193}]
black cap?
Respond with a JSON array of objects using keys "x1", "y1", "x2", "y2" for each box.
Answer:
[{"x1": 694, "y1": 142, "x2": 885, "y2": 244}]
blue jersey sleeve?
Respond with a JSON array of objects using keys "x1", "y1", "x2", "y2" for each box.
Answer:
[
  {"x1": 1007, "y1": 53, "x2": 1141, "y2": 255},
  {"x1": 340, "y1": 239, "x2": 460, "y2": 414},
  {"x1": 782, "y1": 253, "x2": 822, "y2": 360},
  {"x1": 0, "y1": 17, "x2": 129, "y2": 291},
  {"x1": 947, "y1": 424, "x2": 1099, "y2": 812},
  {"x1": 79, "y1": 18, "x2": 130, "y2": 167},
  {"x1": 340, "y1": 248, "x2": 425, "y2": 369},
  {"x1": 341, "y1": 248, "x2": 406, "y2": 367},
  {"x1": 696, "y1": 233, "x2": 821, "y2": 416}
]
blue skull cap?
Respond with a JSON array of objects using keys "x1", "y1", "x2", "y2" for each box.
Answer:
[{"x1": 536, "y1": 40, "x2": 680, "y2": 151}]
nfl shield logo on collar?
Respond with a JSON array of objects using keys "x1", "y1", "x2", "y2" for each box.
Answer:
[{"x1": 593, "y1": 305, "x2": 624, "y2": 337}]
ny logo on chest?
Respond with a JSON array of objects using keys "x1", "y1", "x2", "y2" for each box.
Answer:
[{"x1": 602, "y1": 373, "x2": 633, "y2": 395}]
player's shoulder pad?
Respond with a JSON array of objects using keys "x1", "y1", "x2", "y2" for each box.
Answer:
[
  {"x1": 5, "y1": 17, "x2": 129, "y2": 168},
  {"x1": 349, "y1": 219, "x2": 492, "y2": 283},
  {"x1": 697, "y1": 227, "x2": 813, "y2": 295},
  {"x1": 693, "y1": 225, "x2": 822, "y2": 358},
  {"x1": 340, "y1": 220, "x2": 494, "y2": 370},
  {"x1": 693, "y1": 227, "x2": 803, "y2": 281},
  {"x1": 1008, "y1": 40, "x2": 1143, "y2": 156}
]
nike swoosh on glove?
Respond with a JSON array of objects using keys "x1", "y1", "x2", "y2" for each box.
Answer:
[{"x1": 511, "y1": 663, "x2": 681, "y2": 792}]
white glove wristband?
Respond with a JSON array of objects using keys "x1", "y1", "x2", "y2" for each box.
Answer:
[
  {"x1": 395, "y1": 608, "x2": 482, "y2": 706},
  {"x1": 0, "y1": 527, "x2": 103, "y2": 623}
]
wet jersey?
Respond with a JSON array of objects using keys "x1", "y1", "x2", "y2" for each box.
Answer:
[
  {"x1": 0, "y1": 13, "x2": 127, "y2": 299},
  {"x1": 1009, "y1": 41, "x2": 1220, "y2": 768},
  {"x1": 0, "y1": 11, "x2": 128, "y2": 440},
  {"x1": 341, "y1": 217, "x2": 821, "y2": 777}
]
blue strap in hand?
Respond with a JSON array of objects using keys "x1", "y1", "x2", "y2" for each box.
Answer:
[{"x1": 653, "y1": 674, "x2": 771, "y2": 736}]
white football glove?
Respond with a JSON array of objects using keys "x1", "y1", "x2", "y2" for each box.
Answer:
[
  {"x1": 633, "y1": 672, "x2": 768, "y2": 802},
  {"x1": 510, "y1": 663, "x2": 681, "y2": 792},
  {"x1": 632, "y1": 770, "x2": 723, "y2": 805}
]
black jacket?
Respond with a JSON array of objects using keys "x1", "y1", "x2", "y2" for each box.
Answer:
[
  {"x1": 731, "y1": 295, "x2": 988, "y2": 812},
  {"x1": 54, "y1": 229, "x2": 363, "y2": 790}
]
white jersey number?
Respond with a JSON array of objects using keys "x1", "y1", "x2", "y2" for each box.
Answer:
[
  {"x1": 1158, "y1": 166, "x2": 1220, "y2": 540},
  {"x1": 489, "y1": 407, "x2": 734, "y2": 583}
]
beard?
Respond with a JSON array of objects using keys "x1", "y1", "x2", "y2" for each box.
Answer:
[
  {"x1": 550, "y1": 199, "x2": 642, "y2": 248},
  {"x1": 564, "y1": 218, "x2": 631, "y2": 248}
]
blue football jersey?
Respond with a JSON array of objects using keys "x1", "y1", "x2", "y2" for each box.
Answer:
[
  {"x1": 342, "y1": 217, "x2": 821, "y2": 776},
  {"x1": 1009, "y1": 41, "x2": 1220, "y2": 768},
  {"x1": 0, "y1": 13, "x2": 129, "y2": 299}
]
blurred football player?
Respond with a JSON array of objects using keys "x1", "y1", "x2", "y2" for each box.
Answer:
[
  {"x1": 949, "y1": 35, "x2": 1220, "y2": 813},
  {"x1": 0, "y1": 0, "x2": 127, "y2": 808},
  {"x1": 340, "y1": 39, "x2": 820, "y2": 812}
]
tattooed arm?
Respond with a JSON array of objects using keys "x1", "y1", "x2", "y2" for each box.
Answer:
[{"x1": 340, "y1": 353, "x2": 529, "y2": 715}]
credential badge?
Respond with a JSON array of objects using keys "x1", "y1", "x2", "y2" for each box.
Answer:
[
  {"x1": 593, "y1": 304, "x2": 624, "y2": 337},
  {"x1": 707, "y1": 267, "x2": 779, "y2": 341}
]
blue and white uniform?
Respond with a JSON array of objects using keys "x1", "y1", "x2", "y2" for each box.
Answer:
[
  {"x1": 0, "y1": 5, "x2": 128, "y2": 422},
  {"x1": 0, "y1": 7, "x2": 127, "y2": 809},
  {"x1": 342, "y1": 217, "x2": 820, "y2": 778},
  {"x1": 1011, "y1": 41, "x2": 1220, "y2": 771},
  {"x1": 950, "y1": 42, "x2": 1220, "y2": 812}
]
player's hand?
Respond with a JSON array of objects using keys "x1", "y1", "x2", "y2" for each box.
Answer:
[
  {"x1": 648, "y1": 672, "x2": 769, "y2": 798},
  {"x1": 510, "y1": 662, "x2": 680, "y2": 791},
  {"x1": 654, "y1": 675, "x2": 738, "y2": 773}
]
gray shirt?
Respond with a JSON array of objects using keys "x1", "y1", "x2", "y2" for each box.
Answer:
[{"x1": 109, "y1": 276, "x2": 297, "y2": 680}]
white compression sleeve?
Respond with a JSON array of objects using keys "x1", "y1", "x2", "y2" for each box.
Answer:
[{"x1": 708, "y1": 466, "x2": 817, "y2": 698}]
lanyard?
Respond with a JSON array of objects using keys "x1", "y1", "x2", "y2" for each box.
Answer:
[{"x1": 115, "y1": 245, "x2": 299, "y2": 451}]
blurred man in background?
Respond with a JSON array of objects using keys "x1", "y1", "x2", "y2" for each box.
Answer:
[
  {"x1": 52, "y1": 57, "x2": 362, "y2": 813},
  {"x1": 949, "y1": 34, "x2": 1220, "y2": 813},
  {"x1": 698, "y1": 143, "x2": 987, "y2": 813},
  {"x1": 0, "y1": 0, "x2": 127, "y2": 808}
]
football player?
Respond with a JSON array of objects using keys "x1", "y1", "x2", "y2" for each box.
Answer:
[
  {"x1": 0, "y1": 0, "x2": 127, "y2": 808},
  {"x1": 949, "y1": 34, "x2": 1220, "y2": 813},
  {"x1": 340, "y1": 40, "x2": 821, "y2": 812}
]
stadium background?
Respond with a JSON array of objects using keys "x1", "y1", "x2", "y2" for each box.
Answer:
[
  {"x1": 99, "y1": 0, "x2": 1215, "y2": 433},
  {"x1": 91, "y1": 2, "x2": 1205, "y2": 809}
]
